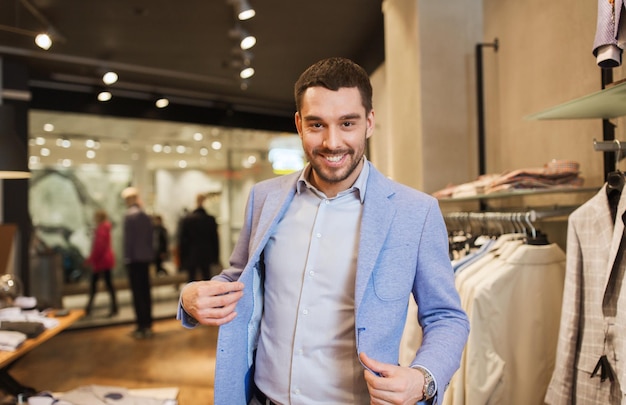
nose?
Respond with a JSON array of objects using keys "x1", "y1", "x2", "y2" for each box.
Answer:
[{"x1": 322, "y1": 126, "x2": 342, "y2": 150}]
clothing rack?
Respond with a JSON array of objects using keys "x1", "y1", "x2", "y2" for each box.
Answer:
[
  {"x1": 594, "y1": 139, "x2": 625, "y2": 184},
  {"x1": 593, "y1": 138, "x2": 626, "y2": 154},
  {"x1": 443, "y1": 207, "x2": 574, "y2": 239}
]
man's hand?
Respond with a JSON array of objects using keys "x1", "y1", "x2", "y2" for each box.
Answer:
[
  {"x1": 181, "y1": 280, "x2": 244, "y2": 326},
  {"x1": 360, "y1": 352, "x2": 424, "y2": 405}
]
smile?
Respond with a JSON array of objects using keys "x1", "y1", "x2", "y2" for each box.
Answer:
[{"x1": 325, "y1": 154, "x2": 344, "y2": 162}]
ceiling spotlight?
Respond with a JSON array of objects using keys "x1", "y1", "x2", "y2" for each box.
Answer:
[
  {"x1": 35, "y1": 32, "x2": 52, "y2": 50},
  {"x1": 97, "y1": 90, "x2": 112, "y2": 102},
  {"x1": 155, "y1": 97, "x2": 169, "y2": 108},
  {"x1": 229, "y1": 26, "x2": 256, "y2": 50},
  {"x1": 240, "y1": 35, "x2": 256, "y2": 50},
  {"x1": 102, "y1": 71, "x2": 118, "y2": 85},
  {"x1": 240, "y1": 67, "x2": 255, "y2": 79},
  {"x1": 229, "y1": 0, "x2": 256, "y2": 20}
]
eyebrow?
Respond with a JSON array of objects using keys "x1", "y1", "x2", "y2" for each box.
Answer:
[{"x1": 302, "y1": 113, "x2": 362, "y2": 121}]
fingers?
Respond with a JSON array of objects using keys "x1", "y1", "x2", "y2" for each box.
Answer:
[
  {"x1": 181, "y1": 280, "x2": 244, "y2": 326},
  {"x1": 361, "y1": 353, "x2": 422, "y2": 404},
  {"x1": 360, "y1": 352, "x2": 389, "y2": 377}
]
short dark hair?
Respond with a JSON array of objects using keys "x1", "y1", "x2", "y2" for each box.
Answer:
[{"x1": 294, "y1": 57, "x2": 373, "y2": 114}]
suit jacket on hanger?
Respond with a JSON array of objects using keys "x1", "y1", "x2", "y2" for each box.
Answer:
[{"x1": 545, "y1": 184, "x2": 626, "y2": 404}]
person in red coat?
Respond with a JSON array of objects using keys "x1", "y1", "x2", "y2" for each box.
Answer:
[{"x1": 85, "y1": 209, "x2": 118, "y2": 317}]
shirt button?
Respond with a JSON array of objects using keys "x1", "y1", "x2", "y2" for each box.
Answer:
[
  {"x1": 296, "y1": 349, "x2": 303, "y2": 355},
  {"x1": 303, "y1": 309, "x2": 309, "y2": 315},
  {"x1": 316, "y1": 232, "x2": 322, "y2": 238},
  {"x1": 294, "y1": 388, "x2": 301, "y2": 395},
  {"x1": 309, "y1": 270, "x2": 315, "y2": 276},
  {"x1": 324, "y1": 199, "x2": 330, "y2": 204}
]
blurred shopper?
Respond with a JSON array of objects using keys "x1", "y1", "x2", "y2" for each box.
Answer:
[
  {"x1": 152, "y1": 214, "x2": 169, "y2": 276},
  {"x1": 121, "y1": 186, "x2": 154, "y2": 339},
  {"x1": 178, "y1": 193, "x2": 220, "y2": 282},
  {"x1": 84, "y1": 209, "x2": 118, "y2": 317}
]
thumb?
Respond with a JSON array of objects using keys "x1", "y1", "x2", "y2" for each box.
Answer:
[{"x1": 360, "y1": 352, "x2": 389, "y2": 377}]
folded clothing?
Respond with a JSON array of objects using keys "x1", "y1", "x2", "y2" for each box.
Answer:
[
  {"x1": 0, "y1": 321, "x2": 45, "y2": 338},
  {"x1": 0, "y1": 330, "x2": 27, "y2": 351}
]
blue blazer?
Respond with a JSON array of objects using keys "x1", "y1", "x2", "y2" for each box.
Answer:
[{"x1": 211, "y1": 162, "x2": 469, "y2": 404}]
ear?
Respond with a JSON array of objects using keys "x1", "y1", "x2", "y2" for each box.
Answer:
[
  {"x1": 294, "y1": 111, "x2": 303, "y2": 138},
  {"x1": 365, "y1": 109, "x2": 375, "y2": 139}
]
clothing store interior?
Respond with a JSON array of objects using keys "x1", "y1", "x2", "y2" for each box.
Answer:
[{"x1": 0, "y1": 0, "x2": 625, "y2": 404}]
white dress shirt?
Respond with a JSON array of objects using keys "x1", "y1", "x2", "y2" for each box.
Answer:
[{"x1": 254, "y1": 161, "x2": 370, "y2": 404}]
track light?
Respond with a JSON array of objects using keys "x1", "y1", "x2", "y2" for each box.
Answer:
[
  {"x1": 229, "y1": 26, "x2": 256, "y2": 50},
  {"x1": 228, "y1": 0, "x2": 256, "y2": 21},
  {"x1": 155, "y1": 96, "x2": 169, "y2": 108},
  {"x1": 240, "y1": 67, "x2": 255, "y2": 79},
  {"x1": 0, "y1": 0, "x2": 65, "y2": 51},
  {"x1": 97, "y1": 90, "x2": 112, "y2": 102},
  {"x1": 34, "y1": 32, "x2": 52, "y2": 50},
  {"x1": 102, "y1": 71, "x2": 118, "y2": 85},
  {"x1": 240, "y1": 35, "x2": 256, "y2": 50}
]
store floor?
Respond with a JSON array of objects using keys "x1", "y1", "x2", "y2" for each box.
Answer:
[{"x1": 9, "y1": 278, "x2": 218, "y2": 404}]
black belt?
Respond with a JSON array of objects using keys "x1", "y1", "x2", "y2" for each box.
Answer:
[{"x1": 253, "y1": 385, "x2": 279, "y2": 405}]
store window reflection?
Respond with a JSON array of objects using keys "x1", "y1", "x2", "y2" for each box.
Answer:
[{"x1": 27, "y1": 110, "x2": 304, "y2": 306}]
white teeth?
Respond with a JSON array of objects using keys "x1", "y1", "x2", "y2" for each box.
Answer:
[{"x1": 326, "y1": 155, "x2": 342, "y2": 162}]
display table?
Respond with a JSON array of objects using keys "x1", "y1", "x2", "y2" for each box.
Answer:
[{"x1": 0, "y1": 309, "x2": 84, "y2": 395}]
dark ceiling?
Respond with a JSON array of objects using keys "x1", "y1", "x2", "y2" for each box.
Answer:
[{"x1": 0, "y1": 0, "x2": 385, "y2": 132}]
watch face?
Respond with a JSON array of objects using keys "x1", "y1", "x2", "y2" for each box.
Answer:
[{"x1": 426, "y1": 381, "x2": 436, "y2": 397}]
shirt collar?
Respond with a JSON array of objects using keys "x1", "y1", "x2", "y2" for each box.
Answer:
[{"x1": 296, "y1": 156, "x2": 369, "y2": 203}]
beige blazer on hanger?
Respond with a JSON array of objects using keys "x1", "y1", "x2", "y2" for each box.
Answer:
[{"x1": 546, "y1": 184, "x2": 626, "y2": 404}]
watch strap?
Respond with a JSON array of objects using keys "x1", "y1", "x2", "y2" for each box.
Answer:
[{"x1": 414, "y1": 366, "x2": 436, "y2": 401}]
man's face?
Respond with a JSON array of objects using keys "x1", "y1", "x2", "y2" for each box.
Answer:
[{"x1": 295, "y1": 86, "x2": 374, "y2": 197}]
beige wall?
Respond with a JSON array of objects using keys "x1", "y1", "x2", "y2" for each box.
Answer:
[
  {"x1": 483, "y1": 0, "x2": 626, "y2": 188},
  {"x1": 374, "y1": 0, "x2": 624, "y2": 197},
  {"x1": 378, "y1": 0, "x2": 483, "y2": 193}
]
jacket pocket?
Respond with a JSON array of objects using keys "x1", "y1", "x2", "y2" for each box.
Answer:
[{"x1": 372, "y1": 245, "x2": 415, "y2": 301}]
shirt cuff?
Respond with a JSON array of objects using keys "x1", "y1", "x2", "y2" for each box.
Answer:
[{"x1": 177, "y1": 282, "x2": 199, "y2": 328}]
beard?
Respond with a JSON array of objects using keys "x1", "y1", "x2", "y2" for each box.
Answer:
[{"x1": 305, "y1": 132, "x2": 366, "y2": 187}]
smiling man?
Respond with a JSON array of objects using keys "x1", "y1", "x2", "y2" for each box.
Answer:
[{"x1": 178, "y1": 57, "x2": 469, "y2": 405}]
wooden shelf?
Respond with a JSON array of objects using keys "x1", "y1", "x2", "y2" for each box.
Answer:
[{"x1": 525, "y1": 80, "x2": 626, "y2": 120}]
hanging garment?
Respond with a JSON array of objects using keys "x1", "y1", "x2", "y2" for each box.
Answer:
[
  {"x1": 593, "y1": 0, "x2": 626, "y2": 67},
  {"x1": 444, "y1": 235, "x2": 565, "y2": 405},
  {"x1": 445, "y1": 236, "x2": 524, "y2": 405},
  {"x1": 545, "y1": 184, "x2": 626, "y2": 404}
]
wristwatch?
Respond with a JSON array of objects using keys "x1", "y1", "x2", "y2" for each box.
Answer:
[{"x1": 415, "y1": 366, "x2": 436, "y2": 401}]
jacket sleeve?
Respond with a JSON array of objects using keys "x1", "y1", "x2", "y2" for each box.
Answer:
[{"x1": 410, "y1": 198, "x2": 470, "y2": 404}]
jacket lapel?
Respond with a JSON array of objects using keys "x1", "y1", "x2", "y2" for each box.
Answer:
[
  {"x1": 249, "y1": 173, "x2": 298, "y2": 262},
  {"x1": 354, "y1": 165, "x2": 396, "y2": 310},
  {"x1": 607, "y1": 186, "x2": 626, "y2": 275}
]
